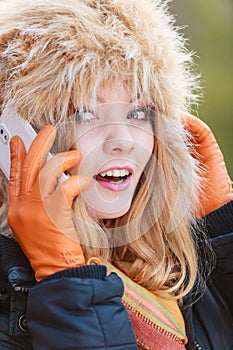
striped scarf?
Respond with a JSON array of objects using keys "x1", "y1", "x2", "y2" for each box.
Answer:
[{"x1": 107, "y1": 263, "x2": 187, "y2": 350}]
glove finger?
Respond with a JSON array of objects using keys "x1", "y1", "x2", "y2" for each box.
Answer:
[
  {"x1": 183, "y1": 113, "x2": 228, "y2": 166},
  {"x1": 59, "y1": 175, "x2": 92, "y2": 207},
  {"x1": 183, "y1": 113, "x2": 210, "y2": 136},
  {"x1": 9, "y1": 136, "x2": 26, "y2": 197},
  {"x1": 183, "y1": 114, "x2": 215, "y2": 154},
  {"x1": 21, "y1": 125, "x2": 56, "y2": 194},
  {"x1": 183, "y1": 113, "x2": 233, "y2": 216},
  {"x1": 39, "y1": 150, "x2": 82, "y2": 197},
  {"x1": 44, "y1": 175, "x2": 92, "y2": 243}
]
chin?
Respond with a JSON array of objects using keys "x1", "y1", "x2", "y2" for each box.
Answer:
[
  {"x1": 88, "y1": 203, "x2": 131, "y2": 219},
  {"x1": 80, "y1": 181, "x2": 135, "y2": 220}
]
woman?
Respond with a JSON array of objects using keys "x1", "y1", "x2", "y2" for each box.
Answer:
[{"x1": 0, "y1": 0, "x2": 233, "y2": 349}]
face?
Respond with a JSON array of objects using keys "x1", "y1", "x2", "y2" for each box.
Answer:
[{"x1": 69, "y1": 84, "x2": 154, "y2": 219}]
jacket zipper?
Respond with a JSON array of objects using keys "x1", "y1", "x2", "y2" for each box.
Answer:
[{"x1": 195, "y1": 341, "x2": 203, "y2": 350}]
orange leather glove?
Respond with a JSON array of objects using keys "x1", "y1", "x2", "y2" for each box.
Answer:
[
  {"x1": 183, "y1": 113, "x2": 233, "y2": 217},
  {"x1": 8, "y1": 125, "x2": 97, "y2": 281}
]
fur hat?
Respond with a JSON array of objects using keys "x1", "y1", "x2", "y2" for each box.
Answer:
[
  {"x1": 0, "y1": 2, "x2": 201, "y2": 297},
  {"x1": 0, "y1": 0, "x2": 197, "y2": 127}
]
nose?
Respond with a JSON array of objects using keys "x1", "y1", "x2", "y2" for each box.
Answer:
[{"x1": 102, "y1": 123, "x2": 135, "y2": 155}]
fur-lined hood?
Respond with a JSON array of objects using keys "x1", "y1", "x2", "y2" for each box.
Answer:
[
  {"x1": 0, "y1": 0, "x2": 197, "y2": 127},
  {"x1": 0, "y1": 1, "x2": 201, "y2": 298}
]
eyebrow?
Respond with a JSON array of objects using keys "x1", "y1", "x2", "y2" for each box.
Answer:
[
  {"x1": 130, "y1": 93, "x2": 141, "y2": 103},
  {"x1": 96, "y1": 93, "x2": 141, "y2": 104},
  {"x1": 96, "y1": 96, "x2": 105, "y2": 103}
]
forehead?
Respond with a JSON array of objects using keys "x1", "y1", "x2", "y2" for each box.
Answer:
[
  {"x1": 73, "y1": 82, "x2": 151, "y2": 108},
  {"x1": 97, "y1": 84, "x2": 132, "y2": 103}
]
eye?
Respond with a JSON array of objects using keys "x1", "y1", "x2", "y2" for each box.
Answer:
[
  {"x1": 127, "y1": 107, "x2": 155, "y2": 120},
  {"x1": 75, "y1": 109, "x2": 97, "y2": 122}
]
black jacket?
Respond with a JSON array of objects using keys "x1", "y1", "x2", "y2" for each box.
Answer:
[
  {"x1": 1, "y1": 201, "x2": 233, "y2": 350},
  {"x1": 183, "y1": 201, "x2": 233, "y2": 350}
]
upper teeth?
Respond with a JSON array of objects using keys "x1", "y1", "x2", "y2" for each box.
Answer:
[{"x1": 99, "y1": 169, "x2": 130, "y2": 177}]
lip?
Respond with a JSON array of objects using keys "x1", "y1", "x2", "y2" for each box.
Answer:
[
  {"x1": 94, "y1": 165, "x2": 133, "y2": 191},
  {"x1": 97, "y1": 165, "x2": 133, "y2": 174}
]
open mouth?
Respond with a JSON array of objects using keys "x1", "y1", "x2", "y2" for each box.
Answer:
[
  {"x1": 94, "y1": 169, "x2": 131, "y2": 184},
  {"x1": 94, "y1": 168, "x2": 132, "y2": 191}
]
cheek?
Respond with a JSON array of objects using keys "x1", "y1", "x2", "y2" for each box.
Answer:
[
  {"x1": 133, "y1": 127, "x2": 154, "y2": 163},
  {"x1": 131, "y1": 120, "x2": 154, "y2": 145},
  {"x1": 68, "y1": 135, "x2": 92, "y2": 175},
  {"x1": 144, "y1": 134, "x2": 154, "y2": 155},
  {"x1": 70, "y1": 131, "x2": 102, "y2": 176},
  {"x1": 73, "y1": 129, "x2": 99, "y2": 157}
]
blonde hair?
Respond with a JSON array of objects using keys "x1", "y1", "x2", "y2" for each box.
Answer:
[{"x1": 0, "y1": 0, "x2": 201, "y2": 298}]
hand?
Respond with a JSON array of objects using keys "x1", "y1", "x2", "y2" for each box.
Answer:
[
  {"x1": 183, "y1": 113, "x2": 233, "y2": 217},
  {"x1": 8, "y1": 125, "x2": 96, "y2": 281}
]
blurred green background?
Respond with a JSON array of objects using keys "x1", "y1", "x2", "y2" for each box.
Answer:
[{"x1": 171, "y1": 0, "x2": 233, "y2": 177}]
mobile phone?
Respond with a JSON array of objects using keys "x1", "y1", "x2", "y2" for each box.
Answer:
[{"x1": 0, "y1": 104, "x2": 68, "y2": 183}]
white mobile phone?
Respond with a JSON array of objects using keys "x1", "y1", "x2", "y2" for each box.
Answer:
[{"x1": 0, "y1": 104, "x2": 68, "y2": 183}]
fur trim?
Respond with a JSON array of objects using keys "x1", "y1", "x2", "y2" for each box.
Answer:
[{"x1": 0, "y1": 0, "x2": 198, "y2": 126}]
